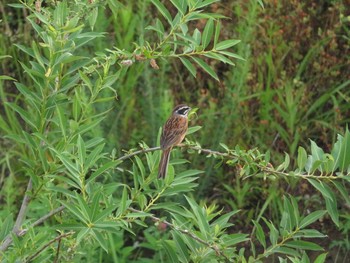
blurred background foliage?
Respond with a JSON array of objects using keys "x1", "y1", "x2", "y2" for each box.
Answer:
[{"x1": 0, "y1": 0, "x2": 350, "y2": 262}]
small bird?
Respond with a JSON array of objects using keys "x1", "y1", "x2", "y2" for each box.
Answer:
[{"x1": 158, "y1": 104, "x2": 191, "y2": 178}]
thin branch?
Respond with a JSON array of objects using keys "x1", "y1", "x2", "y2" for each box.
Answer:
[
  {"x1": 25, "y1": 231, "x2": 74, "y2": 262},
  {"x1": 18, "y1": 205, "x2": 66, "y2": 236},
  {"x1": 117, "y1": 146, "x2": 160, "y2": 161},
  {"x1": 128, "y1": 207, "x2": 231, "y2": 262},
  {"x1": 181, "y1": 145, "x2": 345, "y2": 180}
]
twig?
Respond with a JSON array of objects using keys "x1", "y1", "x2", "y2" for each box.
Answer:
[
  {"x1": 128, "y1": 207, "x2": 231, "y2": 262},
  {"x1": 25, "y1": 231, "x2": 74, "y2": 262},
  {"x1": 117, "y1": 146, "x2": 160, "y2": 161},
  {"x1": 18, "y1": 205, "x2": 66, "y2": 236}
]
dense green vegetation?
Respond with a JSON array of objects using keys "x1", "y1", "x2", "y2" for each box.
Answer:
[{"x1": 0, "y1": 0, "x2": 349, "y2": 262}]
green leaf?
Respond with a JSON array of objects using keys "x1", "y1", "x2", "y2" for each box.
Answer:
[
  {"x1": 179, "y1": 57, "x2": 196, "y2": 78},
  {"x1": 187, "y1": 126, "x2": 202, "y2": 135},
  {"x1": 185, "y1": 196, "x2": 210, "y2": 239},
  {"x1": 211, "y1": 210, "x2": 240, "y2": 228},
  {"x1": 195, "y1": 0, "x2": 220, "y2": 9},
  {"x1": 88, "y1": 7, "x2": 98, "y2": 30},
  {"x1": 79, "y1": 70, "x2": 93, "y2": 91},
  {"x1": 294, "y1": 229, "x2": 327, "y2": 238},
  {"x1": 85, "y1": 143, "x2": 105, "y2": 170},
  {"x1": 0, "y1": 214, "x2": 13, "y2": 240},
  {"x1": 86, "y1": 161, "x2": 121, "y2": 185},
  {"x1": 0, "y1": 75, "x2": 16, "y2": 81},
  {"x1": 285, "y1": 240, "x2": 323, "y2": 251},
  {"x1": 325, "y1": 194, "x2": 339, "y2": 226},
  {"x1": 7, "y1": 3, "x2": 25, "y2": 8},
  {"x1": 59, "y1": 200, "x2": 88, "y2": 224},
  {"x1": 214, "y1": 21, "x2": 221, "y2": 47},
  {"x1": 151, "y1": 0, "x2": 173, "y2": 25},
  {"x1": 253, "y1": 220, "x2": 266, "y2": 249},
  {"x1": 217, "y1": 50, "x2": 245, "y2": 61},
  {"x1": 56, "y1": 105, "x2": 67, "y2": 138},
  {"x1": 92, "y1": 230, "x2": 108, "y2": 252},
  {"x1": 307, "y1": 179, "x2": 332, "y2": 199},
  {"x1": 204, "y1": 52, "x2": 235, "y2": 66},
  {"x1": 163, "y1": 240, "x2": 178, "y2": 262},
  {"x1": 202, "y1": 19, "x2": 214, "y2": 49},
  {"x1": 56, "y1": 152, "x2": 80, "y2": 179},
  {"x1": 193, "y1": 29, "x2": 201, "y2": 45},
  {"x1": 170, "y1": 0, "x2": 187, "y2": 15},
  {"x1": 299, "y1": 211, "x2": 326, "y2": 229},
  {"x1": 310, "y1": 140, "x2": 325, "y2": 172},
  {"x1": 215, "y1": 39, "x2": 241, "y2": 50},
  {"x1": 273, "y1": 247, "x2": 300, "y2": 257},
  {"x1": 257, "y1": 0, "x2": 264, "y2": 9},
  {"x1": 224, "y1": 233, "x2": 249, "y2": 246},
  {"x1": 332, "y1": 181, "x2": 350, "y2": 206},
  {"x1": 191, "y1": 57, "x2": 219, "y2": 81},
  {"x1": 308, "y1": 179, "x2": 339, "y2": 226},
  {"x1": 172, "y1": 231, "x2": 189, "y2": 262},
  {"x1": 120, "y1": 187, "x2": 128, "y2": 215},
  {"x1": 177, "y1": 169, "x2": 203, "y2": 177},
  {"x1": 337, "y1": 128, "x2": 350, "y2": 172},
  {"x1": 134, "y1": 155, "x2": 145, "y2": 179},
  {"x1": 76, "y1": 229, "x2": 91, "y2": 243},
  {"x1": 263, "y1": 218, "x2": 278, "y2": 246},
  {"x1": 77, "y1": 135, "x2": 86, "y2": 165},
  {"x1": 297, "y1": 146, "x2": 307, "y2": 171},
  {"x1": 5, "y1": 103, "x2": 38, "y2": 130},
  {"x1": 314, "y1": 253, "x2": 328, "y2": 263}
]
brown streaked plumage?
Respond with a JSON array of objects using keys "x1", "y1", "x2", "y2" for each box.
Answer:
[{"x1": 158, "y1": 104, "x2": 191, "y2": 178}]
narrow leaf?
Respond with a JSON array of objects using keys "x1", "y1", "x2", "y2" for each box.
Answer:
[
  {"x1": 151, "y1": 0, "x2": 173, "y2": 25},
  {"x1": 285, "y1": 240, "x2": 323, "y2": 251},
  {"x1": 179, "y1": 57, "x2": 196, "y2": 78},
  {"x1": 297, "y1": 146, "x2": 307, "y2": 171},
  {"x1": 216, "y1": 39, "x2": 241, "y2": 50},
  {"x1": 202, "y1": 19, "x2": 214, "y2": 49},
  {"x1": 192, "y1": 57, "x2": 219, "y2": 81},
  {"x1": 299, "y1": 211, "x2": 326, "y2": 229}
]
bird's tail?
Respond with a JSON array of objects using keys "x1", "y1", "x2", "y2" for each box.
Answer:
[{"x1": 158, "y1": 148, "x2": 172, "y2": 178}]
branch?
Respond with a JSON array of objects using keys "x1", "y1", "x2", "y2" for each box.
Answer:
[
  {"x1": 117, "y1": 144, "x2": 337, "y2": 180},
  {"x1": 128, "y1": 207, "x2": 231, "y2": 262},
  {"x1": 0, "y1": 178, "x2": 33, "y2": 252},
  {"x1": 181, "y1": 144, "x2": 345, "y2": 180},
  {"x1": 13, "y1": 179, "x2": 33, "y2": 233},
  {"x1": 0, "y1": 205, "x2": 65, "y2": 252},
  {"x1": 25, "y1": 231, "x2": 74, "y2": 262}
]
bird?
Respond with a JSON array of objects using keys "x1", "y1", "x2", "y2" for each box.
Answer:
[{"x1": 158, "y1": 104, "x2": 191, "y2": 178}]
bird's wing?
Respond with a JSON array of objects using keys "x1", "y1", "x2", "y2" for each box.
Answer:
[{"x1": 160, "y1": 117, "x2": 187, "y2": 149}]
